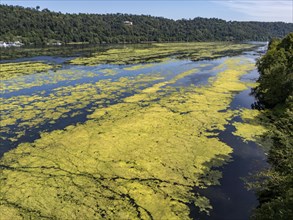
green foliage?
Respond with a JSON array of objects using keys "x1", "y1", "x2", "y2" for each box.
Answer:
[
  {"x1": 251, "y1": 33, "x2": 293, "y2": 220},
  {"x1": 256, "y1": 33, "x2": 293, "y2": 107},
  {"x1": 0, "y1": 4, "x2": 292, "y2": 45},
  {"x1": 251, "y1": 188, "x2": 293, "y2": 220}
]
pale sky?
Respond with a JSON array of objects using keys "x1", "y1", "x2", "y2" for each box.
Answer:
[{"x1": 1, "y1": 0, "x2": 293, "y2": 22}]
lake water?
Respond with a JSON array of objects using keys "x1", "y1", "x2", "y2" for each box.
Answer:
[
  {"x1": 0, "y1": 55, "x2": 227, "y2": 154},
  {"x1": 0, "y1": 44, "x2": 268, "y2": 219}
]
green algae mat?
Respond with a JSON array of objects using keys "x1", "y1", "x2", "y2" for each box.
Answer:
[
  {"x1": 0, "y1": 43, "x2": 266, "y2": 219},
  {"x1": 70, "y1": 42, "x2": 255, "y2": 65}
]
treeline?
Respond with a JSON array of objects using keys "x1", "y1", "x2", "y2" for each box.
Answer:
[
  {"x1": 0, "y1": 4, "x2": 293, "y2": 45},
  {"x1": 252, "y1": 33, "x2": 293, "y2": 219}
]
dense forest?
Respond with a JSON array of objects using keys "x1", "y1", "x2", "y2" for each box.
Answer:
[
  {"x1": 0, "y1": 4, "x2": 292, "y2": 45},
  {"x1": 252, "y1": 33, "x2": 293, "y2": 219}
]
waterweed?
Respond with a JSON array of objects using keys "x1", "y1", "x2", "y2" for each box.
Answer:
[{"x1": 0, "y1": 57, "x2": 256, "y2": 219}]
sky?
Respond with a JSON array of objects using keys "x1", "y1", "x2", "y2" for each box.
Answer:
[{"x1": 1, "y1": 0, "x2": 293, "y2": 22}]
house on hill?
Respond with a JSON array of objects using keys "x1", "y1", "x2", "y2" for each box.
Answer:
[
  {"x1": 123, "y1": 21, "x2": 133, "y2": 26},
  {"x1": 0, "y1": 41, "x2": 23, "y2": 47}
]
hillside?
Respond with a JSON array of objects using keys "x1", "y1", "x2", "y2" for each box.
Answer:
[{"x1": 1, "y1": 4, "x2": 292, "y2": 45}]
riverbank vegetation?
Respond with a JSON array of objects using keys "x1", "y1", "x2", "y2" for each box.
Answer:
[
  {"x1": 1, "y1": 4, "x2": 292, "y2": 45},
  {"x1": 250, "y1": 33, "x2": 293, "y2": 219},
  {"x1": 0, "y1": 44, "x2": 109, "y2": 60},
  {"x1": 0, "y1": 41, "x2": 256, "y2": 62}
]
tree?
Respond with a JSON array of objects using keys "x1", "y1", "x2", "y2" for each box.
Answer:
[
  {"x1": 256, "y1": 33, "x2": 293, "y2": 107},
  {"x1": 0, "y1": 4, "x2": 292, "y2": 45},
  {"x1": 251, "y1": 32, "x2": 293, "y2": 220}
]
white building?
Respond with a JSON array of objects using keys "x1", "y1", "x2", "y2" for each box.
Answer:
[
  {"x1": 124, "y1": 21, "x2": 133, "y2": 26},
  {"x1": 0, "y1": 41, "x2": 24, "y2": 47},
  {"x1": 0, "y1": 41, "x2": 7, "y2": 47}
]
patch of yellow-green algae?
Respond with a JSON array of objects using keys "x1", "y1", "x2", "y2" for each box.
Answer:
[
  {"x1": 123, "y1": 69, "x2": 198, "y2": 103},
  {"x1": 0, "y1": 58, "x2": 255, "y2": 219},
  {"x1": 0, "y1": 61, "x2": 55, "y2": 80},
  {"x1": 70, "y1": 42, "x2": 256, "y2": 65},
  {"x1": 0, "y1": 74, "x2": 164, "y2": 142},
  {"x1": 1, "y1": 69, "x2": 98, "y2": 93},
  {"x1": 124, "y1": 63, "x2": 155, "y2": 71},
  {"x1": 233, "y1": 109, "x2": 270, "y2": 144},
  {"x1": 100, "y1": 68, "x2": 118, "y2": 76}
]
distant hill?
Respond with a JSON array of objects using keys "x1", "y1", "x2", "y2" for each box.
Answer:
[{"x1": 1, "y1": 4, "x2": 292, "y2": 45}]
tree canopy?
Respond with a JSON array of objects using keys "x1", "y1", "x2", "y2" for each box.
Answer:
[
  {"x1": 0, "y1": 4, "x2": 292, "y2": 45},
  {"x1": 256, "y1": 33, "x2": 293, "y2": 107},
  {"x1": 252, "y1": 32, "x2": 293, "y2": 220}
]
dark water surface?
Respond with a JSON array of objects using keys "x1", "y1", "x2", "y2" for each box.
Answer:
[
  {"x1": 190, "y1": 65, "x2": 268, "y2": 220},
  {"x1": 192, "y1": 123, "x2": 268, "y2": 220}
]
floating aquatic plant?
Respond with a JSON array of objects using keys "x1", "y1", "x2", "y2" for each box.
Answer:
[
  {"x1": 233, "y1": 109, "x2": 271, "y2": 146},
  {"x1": 70, "y1": 42, "x2": 256, "y2": 65},
  {"x1": 0, "y1": 57, "x2": 255, "y2": 219},
  {"x1": 0, "y1": 61, "x2": 55, "y2": 80}
]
